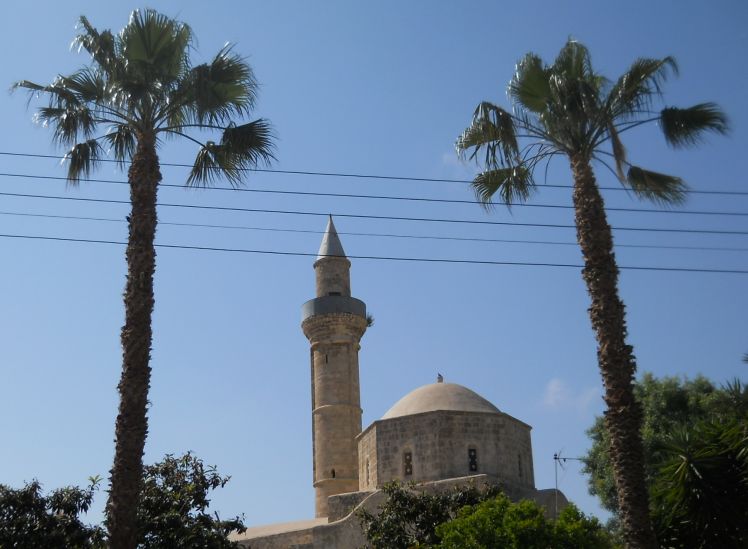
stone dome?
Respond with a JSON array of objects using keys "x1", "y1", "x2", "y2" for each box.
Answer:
[{"x1": 381, "y1": 382, "x2": 500, "y2": 419}]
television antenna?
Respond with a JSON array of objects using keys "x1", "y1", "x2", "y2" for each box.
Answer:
[{"x1": 553, "y1": 451, "x2": 585, "y2": 519}]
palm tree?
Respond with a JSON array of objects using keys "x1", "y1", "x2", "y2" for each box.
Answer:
[
  {"x1": 15, "y1": 10, "x2": 274, "y2": 548},
  {"x1": 456, "y1": 40, "x2": 727, "y2": 549}
]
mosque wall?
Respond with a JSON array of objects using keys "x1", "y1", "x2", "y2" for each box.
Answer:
[{"x1": 357, "y1": 410, "x2": 535, "y2": 489}]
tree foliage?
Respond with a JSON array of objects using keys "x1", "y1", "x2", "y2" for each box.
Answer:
[
  {"x1": 0, "y1": 479, "x2": 105, "y2": 548},
  {"x1": 133, "y1": 452, "x2": 246, "y2": 548},
  {"x1": 0, "y1": 453, "x2": 244, "y2": 548},
  {"x1": 650, "y1": 418, "x2": 748, "y2": 548},
  {"x1": 584, "y1": 373, "x2": 748, "y2": 547},
  {"x1": 583, "y1": 373, "x2": 747, "y2": 513},
  {"x1": 357, "y1": 481, "x2": 501, "y2": 548},
  {"x1": 435, "y1": 495, "x2": 614, "y2": 549}
]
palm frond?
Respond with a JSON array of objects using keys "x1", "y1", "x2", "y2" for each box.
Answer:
[
  {"x1": 456, "y1": 102, "x2": 520, "y2": 169},
  {"x1": 607, "y1": 57, "x2": 678, "y2": 118},
  {"x1": 64, "y1": 139, "x2": 102, "y2": 182},
  {"x1": 544, "y1": 72, "x2": 603, "y2": 151},
  {"x1": 552, "y1": 39, "x2": 595, "y2": 81},
  {"x1": 59, "y1": 69, "x2": 108, "y2": 104},
  {"x1": 607, "y1": 121, "x2": 627, "y2": 181},
  {"x1": 14, "y1": 79, "x2": 81, "y2": 111},
  {"x1": 119, "y1": 9, "x2": 192, "y2": 86},
  {"x1": 102, "y1": 125, "x2": 136, "y2": 164},
  {"x1": 36, "y1": 105, "x2": 97, "y2": 146},
  {"x1": 15, "y1": 76, "x2": 101, "y2": 146},
  {"x1": 508, "y1": 53, "x2": 550, "y2": 114},
  {"x1": 660, "y1": 103, "x2": 729, "y2": 147},
  {"x1": 178, "y1": 46, "x2": 257, "y2": 125},
  {"x1": 626, "y1": 166, "x2": 687, "y2": 205},
  {"x1": 471, "y1": 166, "x2": 534, "y2": 208},
  {"x1": 72, "y1": 16, "x2": 118, "y2": 76},
  {"x1": 187, "y1": 119, "x2": 275, "y2": 187}
]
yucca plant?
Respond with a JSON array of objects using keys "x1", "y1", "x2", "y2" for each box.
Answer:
[
  {"x1": 15, "y1": 10, "x2": 274, "y2": 547},
  {"x1": 456, "y1": 40, "x2": 727, "y2": 548}
]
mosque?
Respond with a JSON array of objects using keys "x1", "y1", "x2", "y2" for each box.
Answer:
[{"x1": 234, "y1": 218, "x2": 566, "y2": 548}]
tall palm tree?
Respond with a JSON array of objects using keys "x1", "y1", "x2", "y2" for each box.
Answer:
[
  {"x1": 456, "y1": 40, "x2": 727, "y2": 549},
  {"x1": 15, "y1": 10, "x2": 274, "y2": 548}
]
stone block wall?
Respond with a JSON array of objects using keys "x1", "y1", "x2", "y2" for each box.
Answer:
[{"x1": 358, "y1": 410, "x2": 535, "y2": 490}]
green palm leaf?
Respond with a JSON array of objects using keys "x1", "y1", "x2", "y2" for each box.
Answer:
[
  {"x1": 119, "y1": 9, "x2": 192, "y2": 84},
  {"x1": 607, "y1": 57, "x2": 678, "y2": 118},
  {"x1": 72, "y1": 16, "x2": 118, "y2": 76},
  {"x1": 65, "y1": 139, "x2": 102, "y2": 182},
  {"x1": 184, "y1": 46, "x2": 258, "y2": 124},
  {"x1": 471, "y1": 166, "x2": 533, "y2": 207},
  {"x1": 187, "y1": 119, "x2": 275, "y2": 187},
  {"x1": 456, "y1": 102, "x2": 520, "y2": 169},
  {"x1": 509, "y1": 53, "x2": 550, "y2": 113},
  {"x1": 102, "y1": 125, "x2": 136, "y2": 164},
  {"x1": 660, "y1": 103, "x2": 729, "y2": 147},
  {"x1": 626, "y1": 166, "x2": 686, "y2": 205}
]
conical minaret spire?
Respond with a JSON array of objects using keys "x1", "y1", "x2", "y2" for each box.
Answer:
[
  {"x1": 301, "y1": 217, "x2": 367, "y2": 518},
  {"x1": 317, "y1": 215, "x2": 346, "y2": 260}
]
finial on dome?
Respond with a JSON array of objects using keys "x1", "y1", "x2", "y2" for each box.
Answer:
[
  {"x1": 317, "y1": 215, "x2": 346, "y2": 260},
  {"x1": 437, "y1": 373, "x2": 444, "y2": 383}
]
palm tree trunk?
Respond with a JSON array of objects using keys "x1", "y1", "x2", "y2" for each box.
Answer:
[
  {"x1": 107, "y1": 132, "x2": 161, "y2": 549},
  {"x1": 570, "y1": 154, "x2": 656, "y2": 549}
]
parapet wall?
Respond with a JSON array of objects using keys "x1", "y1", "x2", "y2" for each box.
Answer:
[{"x1": 234, "y1": 475, "x2": 568, "y2": 549}]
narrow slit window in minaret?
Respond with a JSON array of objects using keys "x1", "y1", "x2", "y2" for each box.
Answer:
[{"x1": 331, "y1": 469, "x2": 336, "y2": 478}]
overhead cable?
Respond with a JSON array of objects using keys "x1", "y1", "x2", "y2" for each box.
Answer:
[
  {"x1": 1, "y1": 191, "x2": 747, "y2": 236},
  {"x1": 1, "y1": 232, "x2": 746, "y2": 274},
  {"x1": 0, "y1": 171, "x2": 746, "y2": 217},
  {"x1": 2, "y1": 210, "x2": 746, "y2": 253},
  {"x1": 1, "y1": 150, "x2": 747, "y2": 197}
]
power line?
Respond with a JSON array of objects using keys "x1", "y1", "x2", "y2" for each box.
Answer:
[
  {"x1": 3, "y1": 210, "x2": 747, "y2": 253},
  {"x1": 1, "y1": 232, "x2": 746, "y2": 274},
  {"x1": 2, "y1": 150, "x2": 748, "y2": 197},
  {"x1": 1, "y1": 171, "x2": 747, "y2": 218},
  {"x1": 2, "y1": 190, "x2": 747, "y2": 236}
]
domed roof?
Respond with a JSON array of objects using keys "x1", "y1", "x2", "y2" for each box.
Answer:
[{"x1": 381, "y1": 382, "x2": 500, "y2": 419}]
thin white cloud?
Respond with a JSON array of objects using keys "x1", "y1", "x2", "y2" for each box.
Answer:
[
  {"x1": 543, "y1": 378, "x2": 569, "y2": 407},
  {"x1": 542, "y1": 378, "x2": 600, "y2": 412}
]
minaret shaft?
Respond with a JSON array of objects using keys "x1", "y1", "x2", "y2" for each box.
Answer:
[{"x1": 301, "y1": 217, "x2": 366, "y2": 518}]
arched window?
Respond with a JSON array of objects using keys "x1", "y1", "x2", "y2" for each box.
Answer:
[{"x1": 331, "y1": 468, "x2": 336, "y2": 479}]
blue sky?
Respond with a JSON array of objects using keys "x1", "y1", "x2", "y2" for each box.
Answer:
[{"x1": 1, "y1": 0, "x2": 746, "y2": 528}]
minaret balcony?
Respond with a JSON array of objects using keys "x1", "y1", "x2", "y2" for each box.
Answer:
[{"x1": 301, "y1": 295, "x2": 366, "y2": 322}]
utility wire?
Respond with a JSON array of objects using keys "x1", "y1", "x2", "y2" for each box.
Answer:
[
  {"x1": 3, "y1": 210, "x2": 747, "y2": 253},
  {"x1": 2, "y1": 150, "x2": 748, "y2": 197},
  {"x1": 2, "y1": 232, "x2": 746, "y2": 274},
  {"x1": 1, "y1": 190, "x2": 747, "y2": 236},
  {"x1": 1, "y1": 171, "x2": 746, "y2": 217}
]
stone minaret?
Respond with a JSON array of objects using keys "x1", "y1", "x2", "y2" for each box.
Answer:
[{"x1": 301, "y1": 216, "x2": 367, "y2": 518}]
